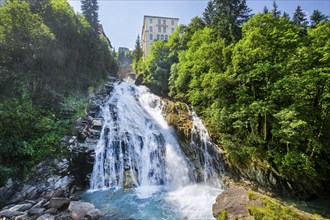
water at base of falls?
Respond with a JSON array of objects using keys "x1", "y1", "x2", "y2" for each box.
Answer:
[
  {"x1": 81, "y1": 80, "x2": 224, "y2": 219},
  {"x1": 81, "y1": 185, "x2": 222, "y2": 219}
]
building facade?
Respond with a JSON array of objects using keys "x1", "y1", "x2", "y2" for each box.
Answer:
[{"x1": 141, "y1": 15, "x2": 179, "y2": 58}]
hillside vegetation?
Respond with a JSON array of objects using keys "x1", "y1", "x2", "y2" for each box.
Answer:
[
  {"x1": 133, "y1": 0, "x2": 330, "y2": 197},
  {"x1": 0, "y1": 0, "x2": 118, "y2": 185}
]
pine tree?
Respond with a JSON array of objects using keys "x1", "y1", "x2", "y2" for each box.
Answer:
[
  {"x1": 310, "y1": 10, "x2": 328, "y2": 27},
  {"x1": 283, "y1": 12, "x2": 290, "y2": 20},
  {"x1": 203, "y1": 1, "x2": 215, "y2": 26},
  {"x1": 272, "y1": 1, "x2": 281, "y2": 19},
  {"x1": 293, "y1": 5, "x2": 308, "y2": 27},
  {"x1": 132, "y1": 35, "x2": 143, "y2": 73},
  {"x1": 81, "y1": 0, "x2": 99, "y2": 33},
  {"x1": 211, "y1": 0, "x2": 252, "y2": 43},
  {"x1": 263, "y1": 6, "x2": 269, "y2": 14},
  {"x1": 133, "y1": 35, "x2": 143, "y2": 61}
]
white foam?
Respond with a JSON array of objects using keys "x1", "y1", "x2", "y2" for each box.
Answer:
[{"x1": 165, "y1": 184, "x2": 223, "y2": 219}]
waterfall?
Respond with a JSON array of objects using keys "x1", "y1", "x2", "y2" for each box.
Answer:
[
  {"x1": 86, "y1": 80, "x2": 224, "y2": 219},
  {"x1": 90, "y1": 81, "x2": 190, "y2": 190},
  {"x1": 190, "y1": 110, "x2": 225, "y2": 186}
]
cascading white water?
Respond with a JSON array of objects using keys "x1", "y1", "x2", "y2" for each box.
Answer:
[
  {"x1": 85, "y1": 80, "x2": 224, "y2": 219},
  {"x1": 190, "y1": 110, "x2": 225, "y2": 186},
  {"x1": 90, "y1": 81, "x2": 190, "y2": 190}
]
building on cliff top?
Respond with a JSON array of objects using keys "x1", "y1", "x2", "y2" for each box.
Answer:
[{"x1": 141, "y1": 15, "x2": 179, "y2": 59}]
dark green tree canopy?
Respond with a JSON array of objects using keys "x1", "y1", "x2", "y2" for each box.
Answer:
[
  {"x1": 133, "y1": 34, "x2": 143, "y2": 62},
  {"x1": 272, "y1": 1, "x2": 281, "y2": 19},
  {"x1": 203, "y1": 1, "x2": 215, "y2": 26},
  {"x1": 81, "y1": 0, "x2": 99, "y2": 33},
  {"x1": 203, "y1": 0, "x2": 252, "y2": 43},
  {"x1": 310, "y1": 9, "x2": 328, "y2": 27},
  {"x1": 293, "y1": 5, "x2": 308, "y2": 27}
]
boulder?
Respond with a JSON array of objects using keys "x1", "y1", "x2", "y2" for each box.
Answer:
[
  {"x1": 68, "y1": 201, "x2": 96, "y2": 220},
  {"x1": 9, "y1": 203, "x2": 32, "y2": 212},
  {"x1": 85, "y1": 209, "x2": 101, "y2": 220},
  {"x1": 48, "y1": 197, "x2": 70, "y2": 210},
  {"x1": 0, "y1": 210, "x2": 25, "y2": 218},
  {"x1": 45, "y1": 208, "x2": 57, "y2": 215},
  {"x1": 15, "y1": 213, "x2": 28, "y2": 220},
  {"x1": 212, "y1": 187, "x2": 253, "y2": 219},
  {"x1": 37, "y1": 214, "x2": 55, "y2": 220},
  {"x1": 92, "y1": 118, "x2": 102, "y2": 128},
  {"x1": 21, "y1": 185, "x2": 39, "y2": 200},
  {"x1": 32, "y1": 199, "x2": 47, "y2": 209},
  {"x1": 28, "y1": 207, "x2": 45, "y2": 216}
]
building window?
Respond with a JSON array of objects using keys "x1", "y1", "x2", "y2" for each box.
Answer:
[
  {"x1": 171, "y1": 20, "x2": 174, "y2": 25},
  {"x1": 150, "y1": 18, "x2": 152, "y2": 24},
  {"x1": 171, "y1": 27, "x2": 175, "y2": 33},
  {"x1": 163, "y1": 19, "x2": 166, "y2": 25},
  {"x1": 157, "y1": 34, "x2": 160, "y2": 40},
  {"x1": 158, "y1": 19, "x2": 161, "y2": 24},
  {"x1": 158, "y1": 26, "x2": 161, "y2": 32},
  {"x1": 161, "y1": 35, "x2": 164, "y2": 40},
  {"x1": 150, "y1": 34, "x2": 153, "y2": 40},
  {"x1": 149, "y1": 26, "x2": 153, "y2": 32},
  {"x1": 165, "y1": 35, "x2": 168, "y2": 41},
  {"x1": 163, "y1": 27, "x2": 166, "y2": 33}
]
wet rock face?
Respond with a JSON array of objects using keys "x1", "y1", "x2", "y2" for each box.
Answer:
[{"x1": 70, "y1": 78, "x2": 117, "y2": 189}]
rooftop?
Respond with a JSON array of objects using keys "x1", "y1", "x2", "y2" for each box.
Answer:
[{"x1": 144, "y1": 15, "x2": 179, "y2": 20}]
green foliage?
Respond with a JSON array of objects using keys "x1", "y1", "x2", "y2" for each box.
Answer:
[
  {"x1": 0, "y1": 93, "x2": 64, "y2": 185},
  {"x1": 132, "y1": 35, "x2": 143, "y2": 72},
  {"x1": 139, "y1": 2, "x2": 330, "y2": 195},
  {"x1": 203, "y1": 0, "x2": 252, "y2": 43},
  {"x1": 0, "y1": 0, "x2": 118, "y2": 185},
  {"x1": 81, "y1": 0, "x2": 99, "y2": 33},
  {"x1": 143, "y1": 40, "x2": 171, "y2": 93},
  {"x1": 310, "y1": 10, "x2": 328, "y2": 27}
]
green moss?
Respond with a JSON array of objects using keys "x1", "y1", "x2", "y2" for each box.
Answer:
[
  {"x1": 247, "y1": 192, "x2": 321, "y2": 220},
  {"x1": 217, "y1": 209, "x2": 227, "y2": 220}
]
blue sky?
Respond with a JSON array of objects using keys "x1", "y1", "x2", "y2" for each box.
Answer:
[{"x1": 68, "y1": 0, "x2": 330, "y2": 50}]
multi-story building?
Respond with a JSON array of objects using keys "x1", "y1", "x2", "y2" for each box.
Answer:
[{"x1": 141, "y1": 15, "x2": 179, "y2": 58}]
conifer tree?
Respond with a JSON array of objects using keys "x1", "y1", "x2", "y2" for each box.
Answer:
[
  {"x1": 208, "y1": 0, "x2": 252, "y2": 43},
  {"x1": 272, "y1": 1, "x2": 281, "y2": 19},
  {"x1": 81, "y1": 0, "x2": 99, "y2": 33},
  {"x1": 283, "y1": 12, "x2": 290, "y2": 20},
  {"x1": 293, "y1": 5, "x2": 308, "y2": 27},
  {"x1": 263, "y1": 6, "x2": 269, "y2": 14},
  {"x1": 310, "y1": 9, "x2": 328, "y2": 27},
  {"x1": 132, "y1": 35, "x2": 143, "y2": 73},
  {"x1": 203, "y1": 1, "x2": 215, "y2": 26},
  {"x1": 133, "y1": 35, "x2": 143, "y2": 62}
]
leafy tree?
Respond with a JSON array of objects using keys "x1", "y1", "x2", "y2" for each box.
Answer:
[
  {"x1": 143, "y1": 40, "x2": 171, "y2": 94},
  {"x1": 0, "y1": 0, "x2": 118, "y2": 185},
  {"x1": 310, "y1": 9, "x2": 328, "y2": 27},
  {"x1": 81, "y1": 0, "x2": 99, "y2": 33}
]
